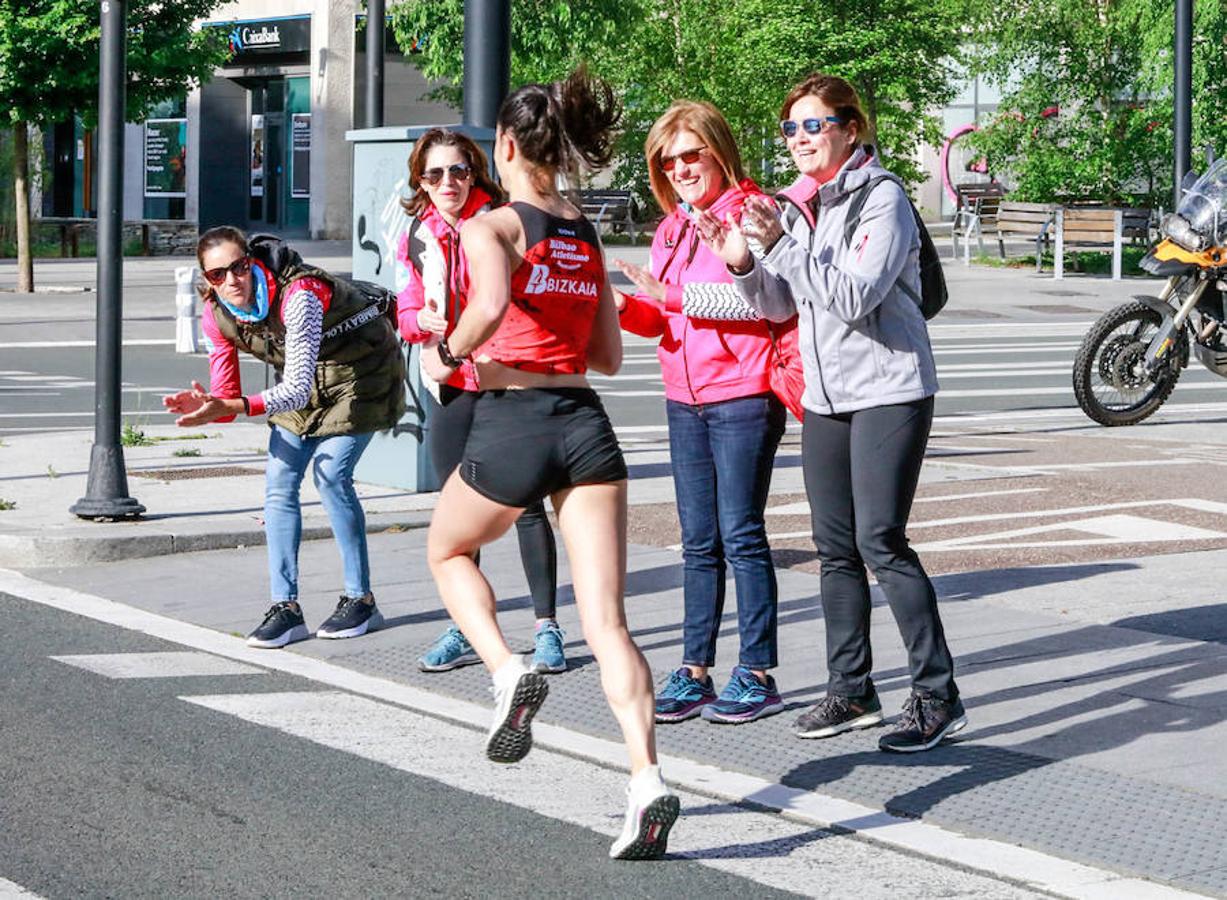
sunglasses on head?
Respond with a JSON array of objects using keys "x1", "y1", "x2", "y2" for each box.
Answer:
[
  {"x1": 779, "y1": 116, "x2": 843, "y2": 139},
  {"x1": 659, "y1": 147, "x2": 707, "y2": 173},
  {"x1": 420, "y1": 163, "x2": 473, "y2": 186},
  {"x1": 202, "y1": 256, "x2": 252, "y2": 286}
]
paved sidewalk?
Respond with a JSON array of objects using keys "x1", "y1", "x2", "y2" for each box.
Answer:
[{"x1": 5, "y1": 259, "x2": 1227, "y2": 895}]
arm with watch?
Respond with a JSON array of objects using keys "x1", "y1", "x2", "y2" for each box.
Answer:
[{"x1": 422, "y1": 217, "x2": 512, "y2": 382}]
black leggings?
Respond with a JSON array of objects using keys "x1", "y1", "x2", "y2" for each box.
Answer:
[
  {"x1": 428, "y1": 385, "x2": 558, "y2": 619},
  {"x1": 801, "y1": 396, "x2": 957, "y2": 702}
]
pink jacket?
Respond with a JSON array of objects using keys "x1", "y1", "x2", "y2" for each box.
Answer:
[
  {"x1": 618, "y1": 180, "x2": 775, "y2": 405},
  {"x1": 396, "y1": 186, "x2": 494, "y2": 392}
]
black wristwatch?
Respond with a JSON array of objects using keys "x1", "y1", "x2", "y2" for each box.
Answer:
[{"x1": 437, "y1": 337, "x2": 466, "y2": 369}]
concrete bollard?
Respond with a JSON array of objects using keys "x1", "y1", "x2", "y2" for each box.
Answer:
[{"x1": 174, "y1": 265, "x2": 201, "y2": 353}]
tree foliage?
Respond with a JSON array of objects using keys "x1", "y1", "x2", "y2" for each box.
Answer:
[
  {"x1": 390, "y1": 0, "x2": 966, "y2": 204},
  {"x1": 967, "y1": 0, "x2": 1227, "y2": 206},
  {"x1": 0, "y1": 0, "x2": 228, "y2": 128}
]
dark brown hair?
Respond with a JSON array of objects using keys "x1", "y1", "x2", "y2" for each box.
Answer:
[
  {"x1": 196, "y1": 225, "x2": 247, "y2": 269},
  {"x1": 779, "y1": 74, "x2": 873, "y2": 144},
  {"x1": 400, "y1": 128, "x2": 506, "y2": 217},
  {"x1": 496, "y1": 66, "x2": 621, "y2": 177}
]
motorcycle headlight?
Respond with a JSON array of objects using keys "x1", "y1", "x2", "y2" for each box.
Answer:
[{"x1": 1162, "y1": 213, "x2": 1209, "y2": 253}]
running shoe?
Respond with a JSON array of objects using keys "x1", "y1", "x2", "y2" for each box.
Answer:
[
  {"x1": 418, "y1": 625, "x2": 480, "y2": 672},
  {"x1": 610, "y1": 765, "x2": 680, "y2": 860},
  {"x1": 246, "y1": 601, "x2": 309, "y2": 649},
  {"x1": 878, "y1": 691, "x2": 968, "y2": 753},
  {"x1": 794, "y1": 691, "x2": 883, "y2": 739},
  {"x1": 530, "y1": 620, "x2": 567, "y2": 674},
  {"x1": 316, "y1": 594, "x2": 384, "y2": 640},
  {"x1": 486, "y1": 656, "x2": 549, "y2": 764},
  {"x1": 654, "y1": 667, "x2": 716, "y2": 723},
  {"x1": 701, "y1": 665, "x2": 784, "y2": 724}
]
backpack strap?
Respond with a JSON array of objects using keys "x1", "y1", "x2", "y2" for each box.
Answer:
[{"x1": 841, "y1": 175, "x2": 925, "y2": 310}]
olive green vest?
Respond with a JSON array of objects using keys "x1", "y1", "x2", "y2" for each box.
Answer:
[{"x1": 209, "y1": 261, "x2": 406, "y2": 438}]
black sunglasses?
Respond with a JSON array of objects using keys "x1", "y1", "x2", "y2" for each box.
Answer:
[
  {"x1": 659, "y1": 147, "x2": 707, "y2": 173},
  {"x1": 202, "y1": 256, "x2": 251, "y2": 286},
  {"x1": 420, "y1": 163, "x2": 473, "y2": 186},
  {"x1": 779, "y1": 117, "x2": 843, "y2": 138}
]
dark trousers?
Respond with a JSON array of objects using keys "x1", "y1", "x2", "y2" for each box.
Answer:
[
  {"x1": 667, "y1": 393, "x2": 786, "y2": 670},
  {"x1": 428, "y1": 385, "x2": 557, "y2": 620},
  {"x1": 801, "y1": 396, "x2": 957, "y2": 702}
]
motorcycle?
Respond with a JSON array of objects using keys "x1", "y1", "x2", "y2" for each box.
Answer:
[{"x1": 1073, "y1": 159, "x2": 1227, "y2": 426}]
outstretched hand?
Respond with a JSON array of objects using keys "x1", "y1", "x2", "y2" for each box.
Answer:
[
  {"x1": 613, "y1": 258, "x2": 666, "y2": 302},
  {"x1": 694, "y1": 209, "x2": 752, "y2": 273},
  {"x1": 162, "y1": 380, "x2": 233, "y2": 427},
  {"x1": 162, "y1": 380, "x2": 209, "y2": 415}
]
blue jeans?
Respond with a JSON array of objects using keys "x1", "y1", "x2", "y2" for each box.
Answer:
[
  {"x1": 667, "y1": 394, "x2": 786, "y2": 670},
  {"x1": 265, "y1": 425, "x2": 375, "y2": 602}
]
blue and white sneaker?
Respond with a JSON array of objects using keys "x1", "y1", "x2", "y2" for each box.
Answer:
[
  {"x1": 702, "y1": 665, "x2": 784, "y2": 724},
  {"x1": 654, "y1": 667, "x2": 716, "y2": 723},
  {"x1": 247, "y1": 601, "x2": 309, "y2": 649},
  {"x1": 418, "y1": 625, "x2": 480, "y2": 672},
  {"x1": 531, "y1": 620, "x2": 568, "y2": 674}
]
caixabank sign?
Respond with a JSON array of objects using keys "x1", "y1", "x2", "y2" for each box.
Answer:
[{"x1": 209, "y1": 15, "x2": 312, "y2": 63}]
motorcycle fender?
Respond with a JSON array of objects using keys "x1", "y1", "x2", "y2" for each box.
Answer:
[{"x1": 1132, "y1": 294, "x2": 1176, "y2": 321}]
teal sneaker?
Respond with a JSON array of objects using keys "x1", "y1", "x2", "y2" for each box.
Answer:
[
  {"x1": 418, "y1": 625, "x2": 480, "y2": 672},
  {"x1": 531, "y1": 620, "x2": 568, "y2": 674},
  {"x1": 701, "y1": 665, "x2": 784, "y2": 724},
  {"x1": 654, "y1": 667, "x2": 716, "y2": 723}
]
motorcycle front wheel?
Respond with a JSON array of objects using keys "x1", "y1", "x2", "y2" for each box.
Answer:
[{"x1": 1072, "y1": 300, "x2": 1185, "y2": 426}]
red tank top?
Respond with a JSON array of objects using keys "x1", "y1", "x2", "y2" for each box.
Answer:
[{"x1": 483, "y1": 202, "x2": 605, "y2": 375}]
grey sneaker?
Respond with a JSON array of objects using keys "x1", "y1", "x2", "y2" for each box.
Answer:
[
  {"x1": 418, "y1": 626, "x2": 480, "y2": 672},
  {"x1": 795, "y1": 691, "x2": 883, "y2": 739},
  {"x1": 879, "y1": 691, "x2": 967, "y2": 753}
]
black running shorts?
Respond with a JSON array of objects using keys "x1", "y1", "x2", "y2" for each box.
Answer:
[{"x1": 459, "y1": 388, "x2": 627, "y2": 508}]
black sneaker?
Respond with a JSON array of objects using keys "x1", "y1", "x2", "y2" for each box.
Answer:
[
  {"x1": 878, "y1": 691, "x2": 968, "y2": 753},
  {"x1": 317, "y1": 594, "x2": 384, "y2": 640},
  {"x1": 247, "y1": 601, "x2": 309, "y2": 649},
  {"x1": 794, "y1": 691, "x2": 883, "y2": 739}
]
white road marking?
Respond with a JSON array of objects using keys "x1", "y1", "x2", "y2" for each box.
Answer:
[
  {"x1": 1, "y1": 570, "x2": 1181, "y2": 899},
  {"x1": 911, "y1": 514, "x2": 1227, "y2": 553},
  {"x1": 588, "y1": 373, "x2": 666, "y2": 382},
  {"x1": 932, "y1": 344, "x2": 1080, "y2": 355},
  {"x1": 0, "y1": 339, "x2": 175, "y2": 349},
  {"x1": 51, "y1": 651, "x2": 266, "y2": 679},
  {"x1": 602, "y1": 390, "x2": 665, "y2": 397},
  {"x1": 912, "y1": 487, "x2": 1049, "y2": 504},
  {"x1": 0, "y1": 412, "x2": 161, "y2": 419},
  {"x1": 180, "y1": 690, "x2": 1044, "y2": 898},
  {"x1": 0, "y1": 877, "x2": 45, "y2": 898}
]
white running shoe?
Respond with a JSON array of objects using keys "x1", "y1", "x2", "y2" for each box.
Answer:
[
  {"x1": 486, "y1": 655, "x2": 549, "y2": 764},
  {"x1": 609, "y1": 765, "x2": 680, "y2": 860}
]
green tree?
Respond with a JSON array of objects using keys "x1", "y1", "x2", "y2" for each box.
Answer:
[
  {"x1": 0, "y1": 0, "x2": 228, "y2": 289},
  {"x1": 966, "y1": 0, "x2": 1226, "y2": 206},
  {"x1": 391, "y1": 0, "x2": 965, "y2": 208}
]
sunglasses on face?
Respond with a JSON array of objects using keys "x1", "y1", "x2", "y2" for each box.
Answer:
[
  {"x1": 420, "y1": 163, "x2": 473, "y2": 186},
  {"x1": 202, "y1": 256, "x2": 252, "y2": 286},
  {"x1": 779, "y1": 116, "x2": 843, "y2": 139},
  {"x1": 659, "y1": 147, "x2": 708, "y2": 173}
]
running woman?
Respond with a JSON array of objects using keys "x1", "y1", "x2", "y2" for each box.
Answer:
[
  {"x1": 396, "y1": 128, "x2": 567, "y2": 676},
  {"x1": 421, "y1": 68, "x2": 679, "y2": 860}
]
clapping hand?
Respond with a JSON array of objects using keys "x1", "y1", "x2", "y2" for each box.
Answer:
[
  {"x1": 613, "y1": 258, "x2": 666, "y2": 302},
  {"x1": 162, "y1": 380, "x2": 231, "y2": 427},
  {"x1": 694, "y1": 209, "x2": 752, "y2": 273},
  {"x1": 417, "y1": 299, "x2": 447, "y2": 336},
  {"x1": 419, "y1": 338, "x2": 455, "y2": 383}
]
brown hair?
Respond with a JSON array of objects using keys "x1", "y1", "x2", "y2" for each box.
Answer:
[
  {"x1": 400, "y1": 128, "x2": 506, "y2": 217},
  {"x1": 779, "y1": 74, "x2": 872, "y2": 144},
  {"x1": 196, "y1": 225, "x2": 247, "y2": 269},
  {"x1": 644, "y1": 100, "x2": 746, "y2": 214},
  {"x1": 496, "y1": 66, "x2": 621, "y2": 179}
]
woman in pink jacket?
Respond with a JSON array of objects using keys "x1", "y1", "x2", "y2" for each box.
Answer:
[
  {"x1": 396, "y1": 128, "x2": 566, "y2": 676},
  {"x1": 616, "y1": 101, "x2": 787, "y2": 725}
]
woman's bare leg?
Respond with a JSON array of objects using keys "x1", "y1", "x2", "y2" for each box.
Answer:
[
  {"x1": 552, "y1": 480, "x2": 657, "y2": 774},
  {"x1": 427, "y1": 471, "x2": 525, "y2": 673}
]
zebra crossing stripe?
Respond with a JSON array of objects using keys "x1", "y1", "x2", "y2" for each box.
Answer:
[{"x1": 51, "y1": 651, "x2": 266, "y2": 679}]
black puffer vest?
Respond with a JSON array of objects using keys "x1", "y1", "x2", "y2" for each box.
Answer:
[{"x1": 207, "y1": 236, "x2": 405, "y2": 437}]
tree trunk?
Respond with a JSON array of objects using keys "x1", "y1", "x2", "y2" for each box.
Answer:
[{"x1": 12, "y1": 124, "x2": 33, "y2": 293}]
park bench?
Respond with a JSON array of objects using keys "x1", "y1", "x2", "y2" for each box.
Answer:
[
  {"x1": 994, "y1": 201, "x2": 1057, "y2": 273},
  {"x1": 1052, "y1": 206, "x2": 1153, "y2": 280},
  {"x1": 951, "y1": 182, "x2": 1006, "y2": 265},
  {"x1": 578, "y1": 189, "x2": 639, "y2": 243}
]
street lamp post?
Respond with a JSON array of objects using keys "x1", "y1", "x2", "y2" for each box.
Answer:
[
  {"x1": 365, "y1": 0, "x2": 385, "y2": 129},
  {"x1": 71, "y1": 0, "x2": 144, "y2": 520},
  {"x1": 1173, "y1": 0, "x2": 1193, "y2": 208},
  {"x1": 463, "y1": 0, "x2": 510, "y2": 128}
]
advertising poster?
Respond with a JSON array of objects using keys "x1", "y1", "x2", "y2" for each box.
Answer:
[
  {"x1": 291, "y1": 113, "x2": 311, "y2": 198},
  {"x1": 250, "y1": 114, "x2": 264, "y2": 198},
  {"x1": 144, "y1": 118, "x2": 187, "y2": 198}
]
